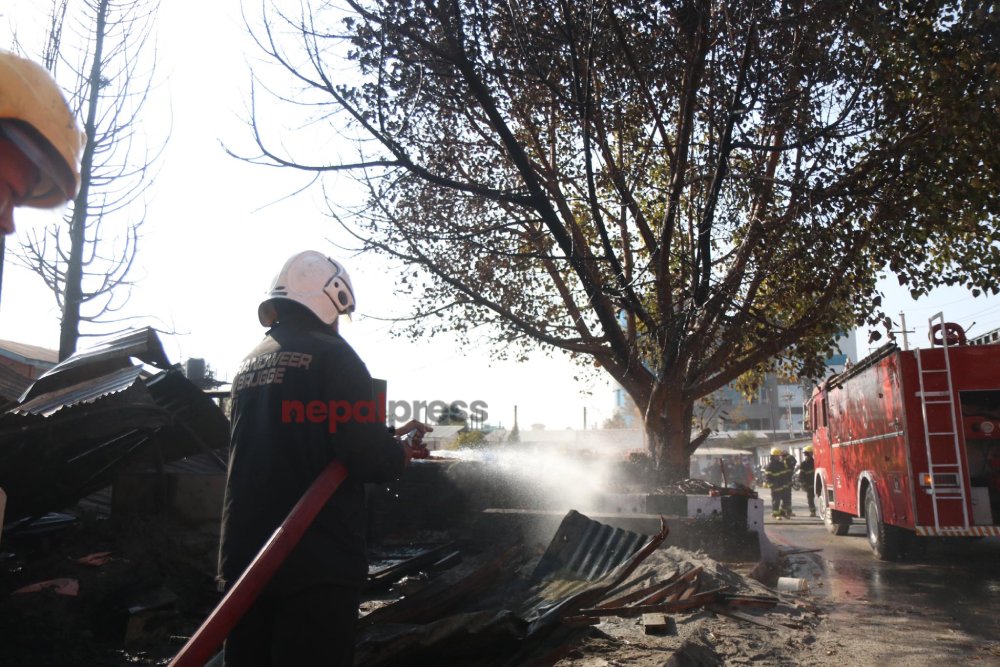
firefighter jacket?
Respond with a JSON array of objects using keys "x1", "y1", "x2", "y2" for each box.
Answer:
[
  {"x1": 765, "y1": 456, "x2": 794, "y2": 491},
  {"x1": 798, "y1": 454, "x2": 815, "y2": 486},
  {"x1": 218, "y1": 310, "x2": 406, "y2": 595}
]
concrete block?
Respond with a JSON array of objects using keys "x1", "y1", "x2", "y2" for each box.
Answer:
[{"x1": 686, "y1": 495, "x2": 722, "y2": 518}]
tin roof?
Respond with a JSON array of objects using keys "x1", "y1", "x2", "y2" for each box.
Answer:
[
  {"x1": 0, "y1": 328, "x2": 229, "y2": 526},
  {"x1": 23, "y1": 328, "x2": 171, "y2": 402},
  {"x1": 15, "y1": 366, "x2": 145, "y2": 417},
  {"x1": 0, "y1": 339, "x2": 59, "y2": 366}
]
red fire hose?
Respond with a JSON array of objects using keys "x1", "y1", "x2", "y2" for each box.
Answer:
[{"x1": 168, "y1": 460, "x2": 349, "y2": 667}]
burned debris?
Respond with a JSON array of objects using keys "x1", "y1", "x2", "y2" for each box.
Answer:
[
  {"x1": 0, "y1": 329, "x2": 230, "y2": 665},
  {"x1": 0, "y1": 343, "x2": 816, "y2": 665},
  {"x1": 350, "y1": 511, "x2": 805, "y2": 667},
  {"x1": 0, "y1": 328, "x2": 229, "y2": 530}
]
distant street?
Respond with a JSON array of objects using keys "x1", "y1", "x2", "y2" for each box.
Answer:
[{"x1": 764, "y1": 490, "x2": 1000, "y2": 665}]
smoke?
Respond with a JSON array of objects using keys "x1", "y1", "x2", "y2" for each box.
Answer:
[{"x1": 435, "y1": 443, "x2": 632, "y2": 513}]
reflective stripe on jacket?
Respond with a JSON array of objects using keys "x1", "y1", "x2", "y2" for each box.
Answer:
[{"x1": 765, "y1": 456, "x2": 794, "y2": 491}]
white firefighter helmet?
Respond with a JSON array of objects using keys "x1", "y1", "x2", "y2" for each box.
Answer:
[
  {"x1": 0, "y1": 50, "x2": 83, "y2": 207},
  {"x1": 258, "y1": 251, "x2": 356, "y2": 326}
]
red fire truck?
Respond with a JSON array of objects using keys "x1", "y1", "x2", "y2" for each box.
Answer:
[{"x1": 806, "y1": 314, "x2": 1000, "y2": 559}]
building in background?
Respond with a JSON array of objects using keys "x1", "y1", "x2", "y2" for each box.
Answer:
[
  {"x1": 612, "y1": 330, "x2": 859, "y2": 439},
  {"x1": 0, "y1": 340, "x2": 58, "y2": 407}
]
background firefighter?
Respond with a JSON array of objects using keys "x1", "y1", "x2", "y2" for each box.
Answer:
[
  {"x1": 765, "y1": 448, "x2": 794, "y2": 519},
  {"x1": 799, "y1": 446, "x2": 816, "y2": 517}
]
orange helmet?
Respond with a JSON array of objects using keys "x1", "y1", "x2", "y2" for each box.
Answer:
[{"x1": 0, "y1": 50, "x2": 83, "y2": 208}]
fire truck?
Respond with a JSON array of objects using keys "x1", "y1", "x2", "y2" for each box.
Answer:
[{"x1": 806, "y1": 314, "x2": 1000, "y2": 559}]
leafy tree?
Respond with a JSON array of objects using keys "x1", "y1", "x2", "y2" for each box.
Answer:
[
  {"x1": 15, "y1": 0, "x2": 165, "y2": 359},
  {"x1": 602, "y1": 410, "x2": 628, "y2": 430},
  {"x1": 243, "y1": 0, "x2": 999, "y2": 479}
]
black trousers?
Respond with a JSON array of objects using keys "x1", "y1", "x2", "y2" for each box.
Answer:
[
  {"x1": 804, "y1": 484, "x2": 816, "y2": 511},
  {"x1": 770, "y1": 487, "x2": 792, "y2": 514},
  {"x1": 224, "y1": 583, "x2": 360, "y2": 667}
]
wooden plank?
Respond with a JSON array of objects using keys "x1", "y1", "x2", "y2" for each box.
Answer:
[
  {"x1": 598, "y1": 571, "x2": 673, "y2": 609},
  {"x1": 578, "y1": 587, "x2": 730, "y2": 618},
  {"x1": 598, "y1": 570, "x2": 659, "y2": 604},
  {"x1": 642, "y1": 613, "x2": 672, "y2": 635},
  {"x1": 678, "y1": 576, "x2": 701, "y2": 601},
  {"x1": 708, "y1": 604, "x2": 779, "y2": 630},
  {"x1": 717, "y1": 594, "x2": 779, "y2": 609},
  {"x1": 639, "y1": 567, "x2": 702, "y2": 606},
  {"x1": 647, "y1": 566, "x2": 703, "y2": 605}
]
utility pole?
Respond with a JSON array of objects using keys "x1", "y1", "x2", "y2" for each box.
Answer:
[
  {"x1": 784, "y1": 393, "x2": 794, "y2": 439},
  {"x1": 899, "y1": 311, "x2": 910, "y2": 351}
]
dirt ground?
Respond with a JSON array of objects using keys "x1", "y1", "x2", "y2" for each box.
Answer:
[
  {"x1": 553, "y1": 548, "x2": 1000, "y2": 667},
  {"x1": 550, "y1": 548, "x2": 823, "y2": 667}
]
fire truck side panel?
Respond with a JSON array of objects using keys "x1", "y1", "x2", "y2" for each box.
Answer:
[
  {"x1": 898, "y1": 346, "x2": 1000, "y2": 530},
  {"x1": 824, "y1": 351, "x2": 913, "y2": 528}
]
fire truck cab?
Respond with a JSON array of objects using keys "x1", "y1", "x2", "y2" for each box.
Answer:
[{"x1": 806, "y1": 314, "x2": 1000, "y2": 559}]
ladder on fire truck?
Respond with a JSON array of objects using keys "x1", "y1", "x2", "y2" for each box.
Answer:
[{"x1": 915, "y1": 312, "x2": 970, "y2": 530}]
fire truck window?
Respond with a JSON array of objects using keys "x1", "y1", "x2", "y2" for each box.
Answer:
[{"x1": 821, "y1": 398, "x2": 828, "y2": 428}]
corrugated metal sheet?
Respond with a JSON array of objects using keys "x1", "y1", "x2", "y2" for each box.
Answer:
[
  {"x1": 516, "y1": 511, "x2": 654, "y2": 623},
  {"x1": 531, "y1": 510, "x2": 648, "y2": 582},
  {"x1": 14, "y1": 366, "x2": 144, "y2": 417},
  {"x1": 22, "y1": 328, "x2": 171, "y2": 403}
]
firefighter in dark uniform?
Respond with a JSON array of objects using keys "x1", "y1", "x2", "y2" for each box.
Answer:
[
  {"x1": 765, "y1": 447, "x2": 794, "y2": 518},
  {"x1": 799, "y1": 445, "x2": 816, "y2": 517},
  {"x1": 219, "y1": 251, "x2": 431, "y2": 667}
]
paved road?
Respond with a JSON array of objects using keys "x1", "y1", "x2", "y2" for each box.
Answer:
[{"x1": 763, "y1": 489, "x2": 1000, "y2": 665}]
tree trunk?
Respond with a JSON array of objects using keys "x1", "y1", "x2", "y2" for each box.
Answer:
[
  {"x1": 58, "y1": 0, "x2": 109, "y2": 361},
  {"x1": 644, "y1": 392, "x2": 696, "y2": 484},
  {"x1": 58, "y1": 204, "x2": 86, "y2": 360}
]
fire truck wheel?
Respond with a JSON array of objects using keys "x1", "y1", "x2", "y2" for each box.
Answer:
[
  {"x1": 818, "y1": 485, "x2": 851, "y2": 535},
  {"x1": 865, "y1": 490, "x2": 902, "y2": 560}
]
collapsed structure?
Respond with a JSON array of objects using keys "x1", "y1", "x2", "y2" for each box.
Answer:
[{"x1": 0, "y1": 328, "x2": 229, "y2": 535}]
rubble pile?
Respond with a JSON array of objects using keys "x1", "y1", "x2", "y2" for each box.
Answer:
[
  {"x1": 0, "y1": 503, "x2": 821, "y2": 666},
  {"x1": 350, "y1": 511, "x2": 818, "y2": 667},
  {"x1": 0, "y1": 512, "x2": 219, "y2": 666}
]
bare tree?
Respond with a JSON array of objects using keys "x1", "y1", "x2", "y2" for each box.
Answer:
[
  {"x1": 241, "y1": 0, "x2": 999, "y2": 479},
  {"x1": 16, "y1": 0, "x2": 164, "y2": 360}
]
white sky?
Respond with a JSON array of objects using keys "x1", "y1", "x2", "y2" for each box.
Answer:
[{"x1": 2, "y1": 1, "x2": 999, "y2": 430}]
